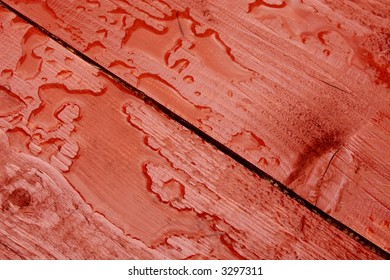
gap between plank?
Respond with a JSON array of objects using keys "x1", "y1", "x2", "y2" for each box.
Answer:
[{"x1": 1, "y1": 1, "x2": 388, "y2": 260}]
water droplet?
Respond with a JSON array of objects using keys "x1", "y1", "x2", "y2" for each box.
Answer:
[
  {"x1": 56, "y1": 70, "x2": 73, "y2": 80},
  {"x1": 203, "y1": 10, "x2": 213, "y2": 21},
  {"x1": 365, "y1": 227, "x2": 374, "y2": 235},
  {"x1": 162, "y1": 179, "x2": 185, "y2": 203},
  {"x1": 76, "y1": 5, "x2": 86, "y2": 13},
  {"x1": 248, "y1": 0, "x2": 287, "y2": 13},
  {"x1": 108, "y1": 60, "x2": 136, "y2": 79},
  {"x1": 271, "y1": 157, "x2": 281, "y2": 166},
  {"x1": 96, "y1": 28, "x2": 108, "y2": 39},
  {"x1": 230, "y1": 130, "x2": 266, "y2": 152},
  {"x1": 86, "y1": 0, "x2": 101, "y2": 9},
  {"x1": 63, "y1": 57, "x2": 73, "y2": 65},
  {"x1": 258, "y1": 157, "x2": 268, "y2": 165},
  {"x1": 98, "y1": 15, "x2": 108, "y2": 23},
  {"x1": 170, "y1": 59, "x2": 189, "y2": 73},
  {"x1": 1, "y1": 69, "x2": 13, "y2": 79},
  {"x1": 323, "y1": 49, "x2": 330, "y2": 56},
  {"x1": 183, "y1": 75, "x2": 194, "y2": 83},
  {"x1": 44, "y1": 47, "x2": 55, "y2": 56},
  {"x1": 84, "y1": 41, "x2": 107, "y2": 59}
]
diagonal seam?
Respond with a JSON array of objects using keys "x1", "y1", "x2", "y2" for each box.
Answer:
[{"x1": 0, "y1": 0, "x2": 388, "y2": 260}]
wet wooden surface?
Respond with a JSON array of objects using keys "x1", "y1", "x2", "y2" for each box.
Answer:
[{"x1": 0, "y1": 0, "x2": 389, "y2": 259}]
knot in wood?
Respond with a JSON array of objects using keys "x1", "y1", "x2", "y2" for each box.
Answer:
[{"x1": 9, "y1": 188, "x2": 31, "y2": 208}]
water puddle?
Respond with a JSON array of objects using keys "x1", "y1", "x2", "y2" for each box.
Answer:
[
  {"x1": 16, "y1": 28, "x2": 48, "y2": 80},
  {"x1": 248, "y1": 0, "x2": 287, "y2": 13},
  {"x1": 84, "y1": 41, "x2": 107, "y2": 60},
  {"x1": 136, "y1": 73, "x2": 203, "y2": 120},
  {"x1": 0, "y1": 86, "x2": 25, "y2": 117},
  {"x1": 108, "y1": 60, "x2": 137, "y2": 79},
  {"x1": 248, "y1": 0, "x2": 390, "y2": 87},
  {"x1": 120, "y1": 9, "x2": 253, "y2": 82},
  {"x1": 230, "y1": 129, "x2": 267, "y2": 151}
]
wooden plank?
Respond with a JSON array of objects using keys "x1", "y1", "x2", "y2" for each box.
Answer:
[
  {"x1": 3, "y1": 0, "x2": 388, "y2": 251},
  {"x1": 0, "y1": 7, "x2": 383, "y2": 259}
]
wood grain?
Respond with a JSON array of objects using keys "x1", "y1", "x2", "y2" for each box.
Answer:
[
  {"x1": 2, "y1": 0, "x2": 388, "y2": 251},
  {"x1": 0, "y1": 6, "x2": 383, "y2": 259}
]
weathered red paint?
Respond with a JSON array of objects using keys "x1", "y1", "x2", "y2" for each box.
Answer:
[
  {"x1": 0, "y1": 6, "x2": 383, "y2": 259},
  {"x1": 2, "y1": 0, "x2": 388, "y2": 251}
]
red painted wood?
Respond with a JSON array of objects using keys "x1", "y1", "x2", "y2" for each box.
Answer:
[
  {"x1": 0, "y1": 7, "x2": 382, "y2": 259},
  {"x1": 2, "y1": 0, "x2": 389, "y2": 251}
]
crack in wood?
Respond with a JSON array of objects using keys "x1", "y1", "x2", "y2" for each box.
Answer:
[
  {"x1": 316, "y1": 77, "x2": 351, "y2": 94},
  {"x1": 322, "y1": 149, "x2": 340, "y2": 181},
  {"x1": 176, "y1": 11, "x2": 184, "y2": 38},
  {"x1": 315, "y1": 148, "x2": 341, "y2": 206}
]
